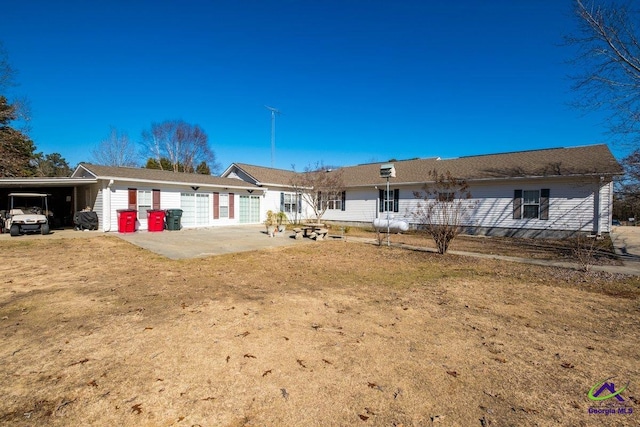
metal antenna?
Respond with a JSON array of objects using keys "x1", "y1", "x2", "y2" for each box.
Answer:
[{"x1": 265, "y1": 105, "x2": 280, "y2": 167}]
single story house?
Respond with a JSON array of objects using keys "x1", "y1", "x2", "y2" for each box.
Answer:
[
  {"x1": 68, "y1": 164, "x2": 265, "y2": 231},
  {"x1": 222, "y1": 144, "x2": 623, "y2": 238},
  {"x1": 0, "y1": 144, "x2": 623, "y2": 237}
]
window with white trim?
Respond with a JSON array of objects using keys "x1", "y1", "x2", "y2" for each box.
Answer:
[
  {"x1": 138, "y1": 190, "x2": 152, "y2": 218},
  {"x1": 283, "y1": 193, "x2": 297, "y2": 213},
  {"x1": 325, "y1": 191, "x2": 343, "y2": 210},
  {"x1": 379, "y1": 189, "x2": 398, "y2": 213},
  {"x1": 219, "y1": 194, "x2": 229, "y2": 218},
  {"x1": 522, "y1": 190, "x2": 540, "y2": 219},
  {"x1": 513, "y1": 189, "x2": 550, "y2": 220}
]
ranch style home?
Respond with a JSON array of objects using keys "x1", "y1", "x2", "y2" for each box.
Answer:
[
  {"x1": 222, "y1": 144, "x2": 622, "y2": 238},
  {"x1": 0, "y1": 144, "x2": 623, "y2": 237}
]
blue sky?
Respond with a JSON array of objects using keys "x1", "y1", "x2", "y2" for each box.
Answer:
[{"x1": 1, "y1": 0, "x2": 619, "y2": 172}]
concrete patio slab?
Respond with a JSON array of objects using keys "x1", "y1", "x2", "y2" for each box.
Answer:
[{"x1": 113, "y1": 225, "x2": 310, "y2": 259}]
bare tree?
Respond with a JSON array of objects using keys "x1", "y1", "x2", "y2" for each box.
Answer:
[
  {"x1": 291, "y1": 162, "x2": 345, "y2": 223},
  {"x1": 141, "y1": 120, "x2": 218, "y2": 173},
  {"x1": 91, "y1": 127, "x2": 138, "y2": 167},
  {"x1": 0, "y1": 41, "x2": 31, "y2": 135},
  {"x1": 412, "y1": 170, "x2": 476, "y2": 254},
  {"x1": 612, "y1": 149, "x2": 640, "y2": 220},
  {"x1": 0, "y1": 41, "x2": 15, "y2": 93},
  {"x1": 571, "y1": 234, "x2": 609, "y2": 272},
  {"x1": 567, "y1": 0, "x2": 640, "y2": 143}
]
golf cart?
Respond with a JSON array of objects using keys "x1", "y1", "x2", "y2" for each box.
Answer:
[{"x1": 1, "y1": 193, "x2": 52, "y2": 236}]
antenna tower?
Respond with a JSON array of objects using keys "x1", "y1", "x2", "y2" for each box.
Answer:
[{"x1": 265, "y1": 105, "x2": 280, "y2": 167}]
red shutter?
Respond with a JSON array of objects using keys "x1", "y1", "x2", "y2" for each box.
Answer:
[
  {"x1": 229, "y1": 193, "x2": 235, "y2": 219},
  {"x1": 128, "y1": 189, "x2": 137, "y2": 210},
  {"x1": 213, "y1": 192, "x2": 219, "y2": 219},
  {"x1": 152, "y1": 189, "x2": 161, "y2": 210}
]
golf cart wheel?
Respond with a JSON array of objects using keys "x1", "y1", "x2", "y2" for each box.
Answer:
[
  {"x1": 10, "y1": 224, "x2": 20, "y2": 237},
  {"x1": 41, "y1": 224, "x2": 50, "y2": 235}
]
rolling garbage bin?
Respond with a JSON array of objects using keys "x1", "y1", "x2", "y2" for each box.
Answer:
[
  {"x1": 165, "y1": 209, "x2": 183, "y2": 230},
  {"x1": 147, "y1": 210, "x2": 165, "y2": 232},
  {"x1": 116, "y1": 209, "x2": 137, "y2": 233}
]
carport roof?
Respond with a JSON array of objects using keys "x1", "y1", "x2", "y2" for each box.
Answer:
[
  {"x1": 74, "y1": 163, "x2": 261, "y2": 190},
  {"x1": 0, "y1": 177, "x2": 97, "y2": 187}
]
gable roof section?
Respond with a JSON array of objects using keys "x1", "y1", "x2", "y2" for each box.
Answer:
[
  {"x1": 223, "y1": 163, "x2": 301, "y2": 186},
  {"x1": 74, "y1": 163, "x2": 260, "y2": 190},
  {"x1": 221, "y1": 145, "x2": 622, "y2": 188}
]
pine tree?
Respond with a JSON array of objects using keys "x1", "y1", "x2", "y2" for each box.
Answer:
[{"x1": 0, "y1": 96, "x2": 35, "y2": 177}]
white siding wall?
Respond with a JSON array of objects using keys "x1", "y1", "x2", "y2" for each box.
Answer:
[
  {"x1": 322, "y1": 189, "x2": 378, "y2": 223},
  {"x1": 109, "y1": 186, "x2": 130, "y2": 231},
  {"x1": 262, "y1": 188, "x2": 283, "y2": 222},
  {"x1": 261, "y1": 186, "x2": 315, "y2": 224},
  {"x1": 213, "y1": 193, "x2": 240, "y2": 226},
  {"x1": 99, "y1": 181, "x2": 250, "y2": 231},
  {"x1": 599, "y1": 180, "x2": 613, "y2": 234},
  {"x1": 445, "y1": 179, "x2": 599, "y2": 233},
  {"x1": 161, "y1": 191, "x2": 181, "y2": 211},
  {"x1": 93, "y1": 186, "x2": 104, "y2": 230},
  {"x1": 299, "y1": 177, "x2": 608, "y2": 234}
]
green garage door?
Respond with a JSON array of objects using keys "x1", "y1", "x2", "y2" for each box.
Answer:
[{"x1": 239, "y1": 195, "x2": 260, "y2": 224}]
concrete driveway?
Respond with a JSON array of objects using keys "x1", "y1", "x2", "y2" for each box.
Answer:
[
  {"x1": 611, "y1": 226, "x2": 640, "y2": 269},
  {"x1": 114, "y1": 225, "x2": 311, "y2": 259}
]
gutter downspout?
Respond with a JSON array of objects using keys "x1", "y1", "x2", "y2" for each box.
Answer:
[
  {"x1": 104, "y1": 180, "x2": 114, "y2": 232},
  {"x1": 595, "y1": 177, "x2": 604, "y2": 237}
]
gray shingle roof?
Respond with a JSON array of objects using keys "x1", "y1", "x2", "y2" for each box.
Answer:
[
  {"x1": 230, "y1": 163, "x2": 301, "y2": 185},
  {"x1": 229, "y1": 144, "x2": 622, "y2": 187},
  {"x1": 77, "y1": 163, "x2": 260, "y2": 189}
]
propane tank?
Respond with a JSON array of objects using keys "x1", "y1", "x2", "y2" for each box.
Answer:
[{"x1": 372, "y1": 218, "x2": 409, "y2": 233}]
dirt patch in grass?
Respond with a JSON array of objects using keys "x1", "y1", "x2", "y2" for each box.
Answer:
[{"x1": 1, "y1": 236, "x2": 639, "y2": 426}]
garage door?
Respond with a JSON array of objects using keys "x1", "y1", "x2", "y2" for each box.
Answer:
[
  {"x1": 239, "y1": 195, "x2": 260, "y2": 224},
  {"x1": 180, "y1": 192, "x2": 210, "y2": 227}
]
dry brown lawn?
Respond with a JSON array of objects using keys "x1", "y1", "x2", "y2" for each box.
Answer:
[
  {"x1": 347, "y1": 227, "x2": 621, "y2": 265},
  {"x1": 1, "y1": 234, "x2": 639, "y2": 426}
]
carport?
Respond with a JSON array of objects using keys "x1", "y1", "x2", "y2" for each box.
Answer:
[{"x1": 0, "y1": 177, "x2": 97, "y2": 228}]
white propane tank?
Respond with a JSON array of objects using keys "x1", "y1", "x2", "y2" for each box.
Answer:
[{"x1": 372, "y1": 218, "x2": 409, "y2": 233}]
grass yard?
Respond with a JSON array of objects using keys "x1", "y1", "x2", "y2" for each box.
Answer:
[{"x1": 1, "y1": 235, "x2": 639, "y2": 426}]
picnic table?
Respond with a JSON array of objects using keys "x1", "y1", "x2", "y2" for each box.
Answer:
[{"x1": 293, "y1": 223, "x2": 329, "y2": 240}]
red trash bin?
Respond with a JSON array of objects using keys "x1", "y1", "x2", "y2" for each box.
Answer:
[
  {"x1": 116, "y1": 209, "x2": 137, "y2": 233},
  {"x1": 147, "y1": 210, "x2": 165, "y2": 232}
]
